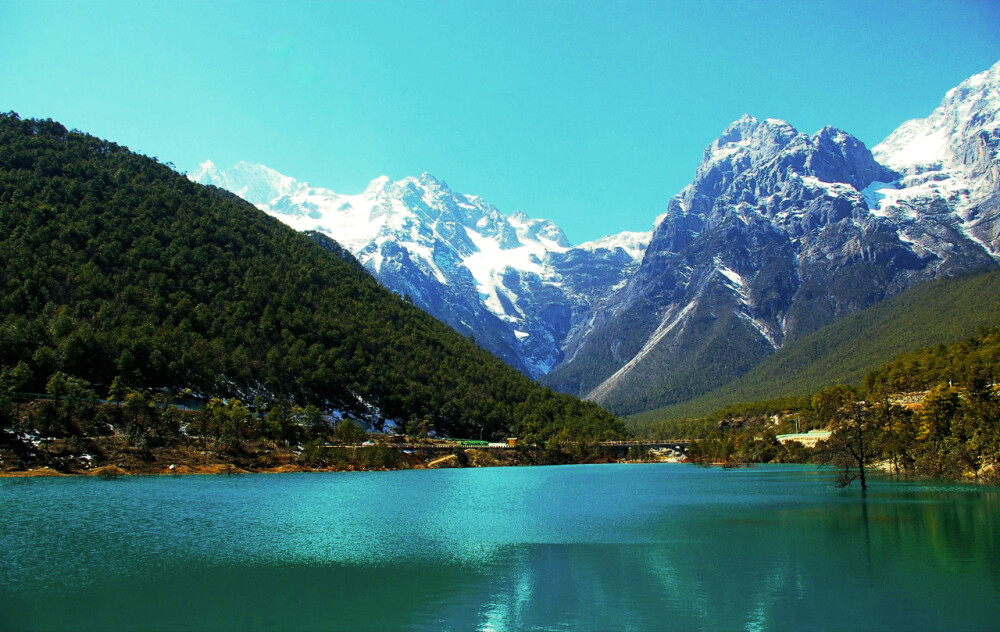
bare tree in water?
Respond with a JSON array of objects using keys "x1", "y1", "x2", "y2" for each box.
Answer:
[
  {"x1": 830, "y1": 398, "x2": 873, "y2": 493},
  {"x1": 813, "y1": 386, "x2": 876, "y2": 492}
]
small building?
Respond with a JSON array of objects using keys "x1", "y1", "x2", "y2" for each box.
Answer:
[
  {"x1": 506, "y1": 437, "x2": 518, "y2": 447},
  {"x1": 776, "y1": 429, "x2": 832, "y2": 447}
]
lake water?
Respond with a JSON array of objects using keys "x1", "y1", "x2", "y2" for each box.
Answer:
[{"x1": 1, "y1": 464, "x2": 998, "y2": 631}]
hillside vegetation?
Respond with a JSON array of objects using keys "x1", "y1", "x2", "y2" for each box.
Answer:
[
  {"x1": 679, "y1": 328, "x2": 1000, "y2": 482},
  {"x1": 629, "y1": 270, "x2": 1000, "y2": 428},
  {"x1": 0, "y1": 113, "x2": 625, "y2": 443}
]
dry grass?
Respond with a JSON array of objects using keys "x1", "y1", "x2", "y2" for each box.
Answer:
[{"x1": 0, "y1": 467, "x2": 69, "y2": 477}]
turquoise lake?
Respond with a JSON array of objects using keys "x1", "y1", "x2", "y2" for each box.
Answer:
[{"x1": 1, "y1": 464, "x2": 998, "y2": 631}]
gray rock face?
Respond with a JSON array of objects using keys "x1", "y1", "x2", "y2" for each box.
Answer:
[{"x1": 545, "y1": 70, "x2": 1000, "y2": 415}]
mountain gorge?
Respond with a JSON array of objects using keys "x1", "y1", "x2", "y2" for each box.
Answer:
[{"x1": 191, "y1": 164, "x2": 650, "y2": 378}]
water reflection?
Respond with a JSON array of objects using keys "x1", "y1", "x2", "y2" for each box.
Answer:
[{"x1": 1, "y1": 466, "x2": 999, "y2": 631}]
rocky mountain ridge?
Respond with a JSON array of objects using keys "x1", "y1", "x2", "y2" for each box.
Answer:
[
  {"x1": 545, "y1": 60, "x2": 1000, "y2": 414},
  {"x1": 870, "y1": 59, "x2": 1000, "y2": 262}
]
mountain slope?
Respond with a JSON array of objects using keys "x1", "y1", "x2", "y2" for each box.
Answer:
[
  {"x1": 870, "y1": 60, "x2": 1000, "y2": 261},
  {"x1": 0, "y1": 112, "x2": 625, "y2": 441},
  {"x1": 191, "y1": 163, "x2": 650, "y2": 378},
  {"x1": 628, "y1": 269, "x2": 1000, "y2": 423},
  {"x1": 546, "y1": 61, "x2": 1000, "y2": 416},
  {"x1": 544, "y1": 116, "x2": 933, "y2": 413}
]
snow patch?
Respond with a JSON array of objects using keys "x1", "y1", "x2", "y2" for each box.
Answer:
[
  {"x1": 958, "y1": 218, "x2": 996, "y2": 256},
  {"x1": 799, "y1": 175, "x2": 859, "y2": 197},
  {"x1": 737, "y1": 310, "x2": 778, "y2": 350},
  {"x1": 578, "y1": 231, "x2": 652, "y2": 262},
  {"x1": 876, "y1": 122, "x2": 951, "y2": 170},
  {"x1": 873, "y1": 173, "x2": 967, "y2": 221},
  {"x1": 860, "y1": 180, "x2": 898, "y2": 214},
  {"x1": 461, "y1": 226, "x2": 551, "y2": 321},
  {"x1": 715, "y1": 263, "x2": 745, "y2": 291}
]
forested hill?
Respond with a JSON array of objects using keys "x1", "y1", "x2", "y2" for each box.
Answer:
[
  {"x1": 865, "y1": 326, "x2": 1000, "y2": 393},
  {"x1": 0, "y1": 113, "x2": 625, "y2": 442},
  {"x1": 651, "y1": 327, "x2": 1000, "y2": 481}
]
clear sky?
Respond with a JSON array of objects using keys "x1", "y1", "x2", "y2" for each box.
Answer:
[{"x1": 2, "y1": 0, "x2": 998, "y2": 243}]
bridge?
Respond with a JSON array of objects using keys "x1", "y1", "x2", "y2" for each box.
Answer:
[
  {"x1": 598, "y1": 440, "x2": 689, "y2": 449},
  {"x1": 324, "y1": 440, "x2": 690, "y2": 453},
  {"x1": 596, "y1": 440, "x2": 690, "y2": 458}
]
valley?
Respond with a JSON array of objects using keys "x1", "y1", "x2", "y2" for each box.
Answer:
[
  {"x1": 2, "y1": 62, "x2": 999, "y2": 480},
  {"x1": 5, "y1": 6, "x2": 1000, "y2": 632},
  {"x1": 195, "y1": 60, "x2": 1000, "y2": 420}
]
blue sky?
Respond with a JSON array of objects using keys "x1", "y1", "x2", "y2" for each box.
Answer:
[{"x1": 2, "y1": 1, "x2": 998, "y2": 243}]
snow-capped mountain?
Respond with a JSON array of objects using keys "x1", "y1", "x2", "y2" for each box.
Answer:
[
  {"x1": 192, "y1": 160, "x2": 299, "y2": 205},
  {"x1": 545, "y1": 61, "x2": 1000, "y2": 415},
  {"x1": 193, "y1": 60, "x2": 999, "y2": 415},
  {"x1": 870, "y1": 60, "x2": 1000, "y2": 261},
  {"x1": 190, "y1": 163, "x2": 650, "y2": 377}
]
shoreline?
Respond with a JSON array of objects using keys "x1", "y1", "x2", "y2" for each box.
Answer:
[
  {"x1": 1, "y1": 427, "x2": 688, "y2": 477},
  {"x1": 0, "y1": 452, "x2": 685, "y2": 479}
]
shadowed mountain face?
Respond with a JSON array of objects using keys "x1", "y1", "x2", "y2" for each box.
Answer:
[{"x1": 545, "y1": 61, "x2": 1000, "y2": 415}]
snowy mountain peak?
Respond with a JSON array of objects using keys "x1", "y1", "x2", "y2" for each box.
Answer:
[
  {"x1": 814, "y1": 125, "x2": 850, "y2": 143},
  {"x1": 191, "y1": 160, "x2": 301, "y2": 205},
  {"x1": 703, "y1": 115, "x2": 799, "y2": 168},
  {"x1": 190, "y1": 160, "x2": 220, "y2": 185},
  {"x1": 656, "y1": 115, "x2": 888, "y2": 255},
  {"x1": 717, "y1": 113, "x2": 758, "y2": 140},
  {"x1": 365, "y1": 175, "x2": 392, "y2": 194},
  {"x1": 578, "y1": 231, "x2": 652, "y2": 260},
  {"x1": 868, "y1": 59, "x2": 1000, "y2": 260},
  {"x1": 549, "y1": 62, "x2": 1000, "y2": 414},
  {"x1": 189, "y1": 162, "x2": 646, "y2": 377},
  {"x1": 806, "y1": 125, "x2": 894, "y2": 191},
  {"x1": 874, "y1": 58, "x2": 1000, "y2": 172},
  {"x1": 706, "y1": 114, "x2": 758, "y2": 158},
  {"x1": 944, "y1": 57, "x2": 1000, "y2": 102},
  {"x1": 417, "y1": 172, "x2": 445, "y2": 188}
]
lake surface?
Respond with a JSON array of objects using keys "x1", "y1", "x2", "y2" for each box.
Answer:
[{"x1": 1, "y1": 464, "x2": 998, "y2": 631}]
